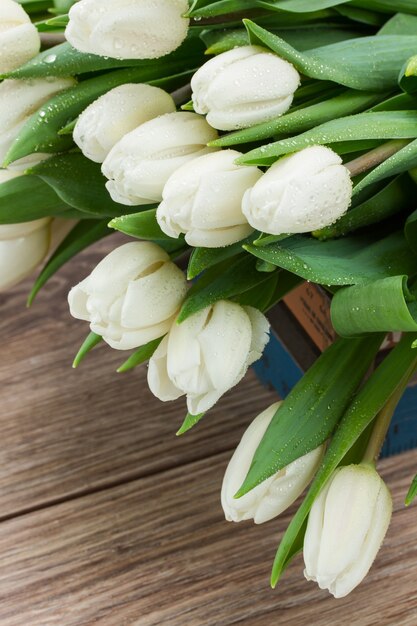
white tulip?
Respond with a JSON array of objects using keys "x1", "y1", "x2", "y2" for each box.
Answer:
[
  {"x1": 0, "y1": 209, "x2": 50, "y2": 291},
  {"x1": 102, "y1": 112, "x2": 218, "y2": 206},
  {"x1": 0, "y1": 0, "x2": 41, "y2": 75},
  {"x1": 242, "y1": 146, "x2": 353, "y2": 235},
  {"x1": 148, "y1": 300, "x2": 270, "y2": 414},
  {"x1": 73, "y1": 84, "x2": 176, "y2": 164},
  {"x1": 0, "y1": 77, "x2": 75, "y2": 165},
  {"x1": 304, "y1": 463, "x2": 392, "y2": 598},
  {"x1": 157, "y1": 150, "x2": 261, "y2": 248},
  {"x1": 191, "y1": 45, "x2": 300, "y2": 131},
  {"x1": 66, "y1": 0, "x2": 189, "y2": 60},
  {"x1": 221, "y1": 402, "x2": 324, "y2": 524},
  {"x1": 68, "y1": 241, "x2": 187, "y2": 350}
]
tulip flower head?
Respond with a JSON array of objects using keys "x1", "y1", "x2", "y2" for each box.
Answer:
[
  {"x1": 147, "y1": 300, "x2": 270, "y2": 415},
  {"x1": 157, "y1": 150, "x2": 261, "y2": 248},
  {"x1": 304, "y1": 463, "x2": 392, "y2": 598},
  {"x1": 0, "y1": 77, "x2": 75, "y2": 165},
  {"x1": 102, "y1": 112, "x2": 219, "y2": 206},
  {"x1": 0, "y1": 0, "x2": 41, "y2": 74},
  {"x1": 191, "y1": 45, "x2": 300, "y2": 131},
  {"x1": 74, "y1": 84, "x2": 176, "y2": 164},
  {"x1": 222, "y1": 402, "x2": 324, "y2": 524},
  {"x1": 0, "y1": 169, "x2": 51, "y2": 291},
  {"x1": 66, "y1": 0, "x2": 190, "y2": 60},
  {"x1": 68, "y1": 242, "x2": 187, "y2": 350},
  {"x1": 242, "y1": 145, "x2": 353, "y2": 235}
]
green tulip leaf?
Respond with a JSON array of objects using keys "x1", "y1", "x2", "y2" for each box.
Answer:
[
  {"x1": 0, "y1": 173, "x2": 69, "y2": 224},
  {"x1": 35, "y1": 14, "x2": 69, "y2": 31},
  {"x1": 109, "y1": 209, "x2": 186, "y2": 254},
  {"x1": 29, "y1": 153, "x2": 155, "y2": 218},
  {"x1": 405, "y1": 207, "x2": 417, "y2": 254},
  {"x1": 3, "y1": 36, "x2": 205, "y2": 79},
  {"x1": 188, "y1": 0, "x2": 348, "y2": 17},
  {"x1": 72, "y1": 332, "x2": 103, "y2": 369},
  {"x1": 331, "y1": 275, "x2": 417, "y2": 336},
  {"x1": 245, "y1": 20, "x2": 417, "y2": 92},
  {"x1": 187, "y1": 234, "x2": 257, "y2": 280},
  {"x1": 269, "y1": 333, "x2": 417, "y2": 586},
  {"x1": 352, "y1": 138, "x2": 417, "y2": 197},
  {"x1": 351, "y1": 0, "x2": 417, "y2": 15},
  {"x1": 18, "y1": 0, "x2": 52, "y2": 14},
  {"x1": 203, "y1": 23, "x2": 364, "y2": 57},
  {"x1": 212, "y1": 90, "x2": 383, "y2": 148},
  {"x1": 405, "y1": 474, "x2": 417, "y2": 506},
  {"x1": 335, "y1": 5, "x2": 384, "y2": 27},
  {"x1": 245, "y1": 231, "x2": 417, "y2": 286},
  {"x1": 237, "y1": 111, "x2": 417, "y2": 167},
  {"x1": 378, "y1": 12, "x2": 417, "y2": 36},
  {"x1": 178, "y1": 254, "x2": 276, "y2": 323},
  {"x1": 235, "y1": 333, "x2": 384, "y2": 498},
  {"x1": 399, "y1": 55, "x2": 417, "y2": 96},
  {"x1": 117, "y1": 337, "x2": 163, "y2": 373},
  {"x1": 176, "y1": 412, "x2": 206, "y2": 435}
]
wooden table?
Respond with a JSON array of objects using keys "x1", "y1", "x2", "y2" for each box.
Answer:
[{"x1": 1, "y1": 235, "x2": 417, "y2": 626}]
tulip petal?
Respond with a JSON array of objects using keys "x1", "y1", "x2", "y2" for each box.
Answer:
[
  {"x1": 66, "y1": 0, "x2": 189, "y2": 60},
  {"x1": 121, "y1": 262, "x2": 186, "y2": 328},
  {"x1": 74, "y1": 84, "x2": 175, "y2": 163},
  {"x1": 102, "y1": 112, "x2": 218, "y2": 205},
  {"x1": 329, "y1": 480, "x2": 392, "y2": 598},
  {"x1": 185, "y1": 224, "x2": 254, "y2": 249},
  {"x1": 147, "y1": 335, "x2": 184, "y2": 401},
  {"x1": 198, "y1": 301, "x2": 252, "y2": 393},
  {"x1": 221, "y1": 403, "x2": 280, "y2": 523},
  {"x1": 68, "y1": 281, "x2": 91, "y2": 322},
  {"x1": 0, "y1": 222, "x2": 49, "y2": 291},
  {"x1": 244, "y1": 306, "x2": 271, "y2": 365}
]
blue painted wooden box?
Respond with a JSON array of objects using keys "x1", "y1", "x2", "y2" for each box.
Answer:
[{"x1": 253, "y1": 285, "x2": 417, "y2": 458}]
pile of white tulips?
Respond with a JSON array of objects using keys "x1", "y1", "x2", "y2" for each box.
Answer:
[{"x1": 3, "y1": 0, "x2": 417, "y2": 602}]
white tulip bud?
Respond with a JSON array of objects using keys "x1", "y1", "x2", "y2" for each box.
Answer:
[
  {"x1": 0, "y1": 170, "x2": 50, "y2": 290},
  {"x1": 66, "y1": 0, "x2": 189, "y2": 60},
  {"x1": 157, "y1": 150, "x2": 261, "y2": 248},
  {"x1": 242, "y1": 146, "x2": 353, "y2": 235},
  {"x1": 68, "y1": 241, "x2": 187, "y2": 350},
  {"x1": 221, "y1": 402, "x2": 324, "y2": 524},
  {"x1": 191, "y1": 45, "x2": 300, "y2": 131},
  {"x1": 304, "y1": 464, "x2": 392, "y2": 598},
  {"x1": 0, "y1": 77, "x2": 75, "y2": 165},
  {"x1": 147, "y1": 300, "x2": 270, "y2": 414},
  {"x1": 73, "y1": 84, "x2": 176, "y2": 164},
  {"x1": 0, "y1": 0, "x2": 41, "y2": 74},
  {"x1": 102, "y1": 112, "x2": 219, "y2": 206}
]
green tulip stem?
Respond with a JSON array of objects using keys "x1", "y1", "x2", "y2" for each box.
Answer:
[
  {"x1": 362, "y1": 364, "x2": 416, "y2": 465},
  {"x1": 345, "y1": 139, "x2": 410, "y2": 178}
]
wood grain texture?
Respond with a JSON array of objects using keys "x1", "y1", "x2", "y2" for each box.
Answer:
[
  {"x1": 0, "y1": 234, "x2": 277, "y2": 518},
  {"x1": 0, "y1": 450, "x2": 415, "y2": 626},
  {"x1": 0, "y1": 235, "x2": 416, "y2": 625}
]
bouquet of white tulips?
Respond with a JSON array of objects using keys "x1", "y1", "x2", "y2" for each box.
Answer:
[{"x1": 3, "y1": 0, "x2": 417, "y2": 600}]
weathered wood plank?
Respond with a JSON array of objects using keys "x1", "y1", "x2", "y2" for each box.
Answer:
[
  {"x1": 0, "y1": 448, "x2": 414, "y2": 625},
  {"x1": 0, "y1": 234, "x2": 277, "y2": 518}
]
